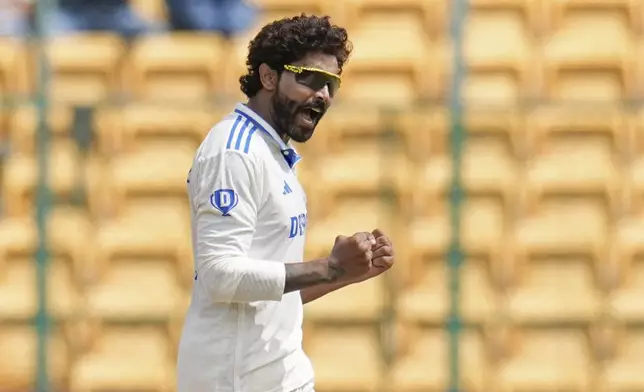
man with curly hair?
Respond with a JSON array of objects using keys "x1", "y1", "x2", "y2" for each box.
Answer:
[{"x1": 177, "y1": 14, "x2": 395, "y2": 392}]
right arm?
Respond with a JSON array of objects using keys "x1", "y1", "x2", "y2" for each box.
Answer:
[{"x1": 190, "y1": 150, "x2": 344, "y2": 304}]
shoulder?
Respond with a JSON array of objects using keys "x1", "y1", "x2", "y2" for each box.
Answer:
[
  {"x1": 192, "y1": 113, "x2": 271, "y2": 181},
  {"x1": 199, "y1": 112, "x2": 270, "y2": 161}
]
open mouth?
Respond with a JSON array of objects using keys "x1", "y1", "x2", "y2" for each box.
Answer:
[{"x1": 300, "y1": 107, "x2": 323, "y2": 125}]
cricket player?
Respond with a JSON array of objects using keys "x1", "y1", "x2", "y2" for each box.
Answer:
[{"x1": 177, "y1": 14, "x2": 396, "y2": 392}]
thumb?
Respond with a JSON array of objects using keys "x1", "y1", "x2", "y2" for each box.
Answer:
[{"x1": 372, "y1": 228, "x2": 387, "y2": 238}]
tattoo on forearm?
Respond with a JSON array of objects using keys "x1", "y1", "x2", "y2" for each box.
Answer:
[{"x1": 284, "y1": 259, "x2": 342, "y2": 293}]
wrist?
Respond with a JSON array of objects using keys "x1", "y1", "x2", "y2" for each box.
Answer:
[{"x1": 324, "y1": 257, "x2": 344, "y2": 283}]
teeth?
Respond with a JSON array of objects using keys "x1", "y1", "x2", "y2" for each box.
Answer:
[{"x1": 311, "y1": 108, "x2": 322, "y2": 113}]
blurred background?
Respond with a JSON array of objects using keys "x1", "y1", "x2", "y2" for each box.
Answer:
[{"x1": 1, "y1": 0, "x2": 644, "y2": 391}]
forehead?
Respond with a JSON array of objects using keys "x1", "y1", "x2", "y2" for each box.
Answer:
[{"x1": 291, "y1": 52, "x2": 339, "y2": 74}]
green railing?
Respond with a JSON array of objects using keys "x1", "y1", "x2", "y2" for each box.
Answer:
[
  {"x1": 33, "y1": 0, "x2": 55, "y2": 391},
  {"x1": 448, "y1": 0, "x2": 467, "y2": 391}
]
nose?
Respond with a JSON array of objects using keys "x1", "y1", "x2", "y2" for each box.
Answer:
[{"x1": 314, "y1": 84, "x2": 332, "y2": 105}]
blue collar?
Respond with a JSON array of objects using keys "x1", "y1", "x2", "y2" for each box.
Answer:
[{"x1": 233, "y1": 103, "x2": 301, "y2": 169}]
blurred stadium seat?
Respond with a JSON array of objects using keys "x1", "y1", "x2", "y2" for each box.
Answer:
[
  {"x1": 46, "y1": 33, "x2": 126, "y2": 104},
  {"x1": 463, "y1": 7, "x2": 538, "y2": 104},
  {"x1": 8, "y1": 104, "x2": 75, "y2": 154},
  {"x1": 601, "y1": 327, "x2": 644, "y2": 391},
  {"x1": 127, "y1": 33, "x2": 226, "y2": 101},
  {"x1": 542, "y1": 9, "x2": 637, "y2": 100},
  {"x1": 303, "y1": 325, "x2": 383, "y2": 392},
  {"x1": 545, "y1": 0, "x2": 643, "y2": 35},
  {"x1": 1, "y1": 139, "x2": 82, "y2": 216},
  {"x1": 0, "y1": 257, "x2": 79, "y2": 320},
  {"x1": 506, "y1": 257, "x2": 602, "y2": 324},
  {"x1": 69, "y1": 323, "x2": 175, "y2": 392},
  {"x1": 0, "y1": 37, "x2": 30, "y2": 97},
  {"x1": 0, "y1": 325, "x2": 69, "y2": 390},
  {"x1": 397, "y1": 258, "x2": 499, "y2": 324},
  {"x1": 495, "y1": 327, "x2": 594, "y2": 392},
  {"x1": 391, "y1": 327, "x2": 488, "y2": 391}
]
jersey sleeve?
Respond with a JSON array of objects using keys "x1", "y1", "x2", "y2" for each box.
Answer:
[{"x1": 190, "y1": 150, "x2": 286, "y2": 303}]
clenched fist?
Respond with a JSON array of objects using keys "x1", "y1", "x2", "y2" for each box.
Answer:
[
  {"x1": 353, "y1": 228, "x2": 395, "y2": 283},
  {"x1": 327, "y1": 232, "x2": 377, "y2": 281}
]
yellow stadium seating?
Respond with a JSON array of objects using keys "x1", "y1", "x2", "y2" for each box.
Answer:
[
  {"x1": 0, "y1": 257, "x2": 80, "y2": 320},
  {"x1": 608, "y1": 256, "x2": 644, "y2": 323},
  {"x1": 91, "y1": 198, "x2": 192, "y2": 275},
  {"x1": 526, "y1": 105, "x2": 631, "y2": 156},
  {"x1": 542, "y1": 10, "x2": 636, "y2": 100},
  {"x1": 506, "y1": 257, "x2": 603, "y2": 324},
  {"x1": 0, "y1": 207, "x2": 94, "y2": 274},
  {"x1": 397, "y1": 258, "x2": 499, "y2": 324},
  {"x1": 93, "y1": 103, "x2": 219, "y2": 154},
  {"x1": 0, "y1": 37, "x2": 30, "y2": 97},
  {"x1": 406, "y1": 199, "x2": 506, "y2": 263},
  {"x1": 84, "y1": 258, "x2": 189, "y2": 320},
  {"x1": 1, "y1": 139, "x2": 82, "y2": 216},
  {"x1": 304, "y1": 274, "x2": 386, "y2": 323},
  {"x1": 85, "y1": 139, "x2": 195, "y2": 212},
  {"x1": 0, "y1": 325, "x2": 69, "y2": 391},
  {"x1": 391, "y1": 327, "x2": 488, "y2": 391},
  {"x1": 46, "y1": 33, "x2": 126, "y2": 104},
  {"x1": 346, "y1": 0, "x2": 444, "y2": 38},
  {"x1": 254, "y1": 0, "x2": 334, "y2": 20},
  {"x1": 412, "y1": 137, "x2": 520, "y2": 213},
  {"x1": 129, "y1": 0, "x2": 168, "y2": 24},
  {"x1": 463, "y1": 8, "x2": 538, "y2": 103},
  {"x1": 341, "y1": 10, "x2": 437, "y2": 104},
  {"x1": 305, "y1": 197, "x2": 392, "y2": 257},
  {"x1": 307, "y1": 141, "x2": 412, "y2": 218},
  {"x1": 8, "y1": 104, "x2": 75, "y2": 154},
  {"x1": 512, "y1": 199, "x2": 609, "y2": 263},
  {"x1": 521, "y1": 136, "x2": 622, "y2": 212},
  {"x1": 126, "y1": 33, "x2": 226, "y2": 101},
  {"x1": 628, "y1": 152, "x2": 644, "y2": 212},
  {"x1": 69, "y1": 324, "x2": 175, "y2": 392},
  {"x1": 545, "y1": 0, "x2": 643, "y2": 35},
  {"x1": 495, "y1": 327, "x2": 594, "y2": 391},
  {"x1": 3, "y1": 2, "x2": 644, "y2": 389},
  {"x1": 395, "y1": 108, "x2": 449, "y2": 163},
  {"x1": 601, "y1": 327, "x2": 644, "y2": 391},
  {"x1": 303, "y1": 325, "x2": 383, "y2": 392}
]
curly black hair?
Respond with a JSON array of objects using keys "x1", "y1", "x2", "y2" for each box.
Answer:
[{"x1": 239, "y1": 14, "x2": 352, "y2": 98}]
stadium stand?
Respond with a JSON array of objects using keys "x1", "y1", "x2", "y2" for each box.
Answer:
[{"x1": 2, "y1": 0, "x2": 644, "y2": 391}]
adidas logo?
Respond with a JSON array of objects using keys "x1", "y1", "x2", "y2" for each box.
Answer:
[{"x1": 283, "y1": 181, "x2": 293, "y2": 195}]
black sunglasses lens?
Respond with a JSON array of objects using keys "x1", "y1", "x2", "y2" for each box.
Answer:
[{"x1": 295, "y1": 70, "x2": 339, "y2": 96}]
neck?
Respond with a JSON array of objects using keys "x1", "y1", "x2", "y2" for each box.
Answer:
[{"x1": 246, "y1": 97, "x2": 290, "y2": 144}]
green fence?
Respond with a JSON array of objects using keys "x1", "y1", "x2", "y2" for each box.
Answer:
[{"x1": 33, "y1": 0, "x2": 55, "y2": 391}]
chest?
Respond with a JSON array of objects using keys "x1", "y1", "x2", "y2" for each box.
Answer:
[{"x1": 258, "y1": 161, "x2": 308, "y2": 241}]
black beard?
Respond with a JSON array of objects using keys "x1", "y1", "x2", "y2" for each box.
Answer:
[{"x1": 269, "y1": 87, "x2": 324, "y2": 144}]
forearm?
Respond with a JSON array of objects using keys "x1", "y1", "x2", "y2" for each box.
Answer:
[
  {"x1": 197, "y1": 256, "x2": 287, "y2": 303},
  {"x1": 197, "y1": 256, "x2": 342, "y2": 303},
  {"x1": 300, "y1": 279, "x2": 353, "y2": 304},
  {"x1": 284, "y1": 258, "x2": 342, "y2": 293}
]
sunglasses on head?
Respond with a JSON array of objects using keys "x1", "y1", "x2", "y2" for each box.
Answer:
[{"x1": 283, "y1": 64, "x2": 342, "y2": 97}]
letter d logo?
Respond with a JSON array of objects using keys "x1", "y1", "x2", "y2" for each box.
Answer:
[{"x1": 210, "y1": 189, "x2": 239, "y2": 216}]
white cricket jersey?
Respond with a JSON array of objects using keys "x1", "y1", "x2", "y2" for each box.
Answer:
[{"x1": 177, "y1": 103, "x2": 314, "y2": 392}]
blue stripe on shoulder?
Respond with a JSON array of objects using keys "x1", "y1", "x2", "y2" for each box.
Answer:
[
  {"x1": 243, "y1": 125, "x2": 258, "y2": 154},
  {"x1": 234, "y1": 120, "x2": 250, "y2": 151},
  {"x1": 226, "y1": 117, "x2": 257, "y2": 154},
  {"x1": 226, "y1": 115, "x2": 244, "y2": 150}
]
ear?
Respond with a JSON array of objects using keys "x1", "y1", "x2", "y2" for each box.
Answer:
[{"x1": 259, "y1": 63, "x2": 278, "y2": 92}]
